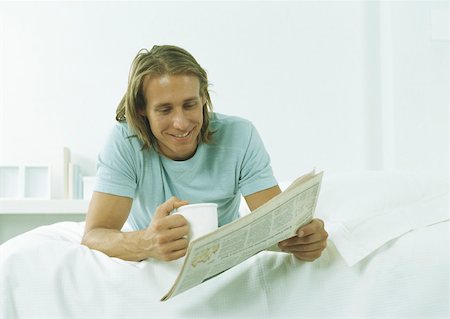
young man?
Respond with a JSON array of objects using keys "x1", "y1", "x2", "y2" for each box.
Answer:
[{"x1": 81, "y1": 45, "x2": 328, "y2": 262}]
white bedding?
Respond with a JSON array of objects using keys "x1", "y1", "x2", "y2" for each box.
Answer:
[{"x1": 1, "y1": 170, "x2": 449, "y2": 318}]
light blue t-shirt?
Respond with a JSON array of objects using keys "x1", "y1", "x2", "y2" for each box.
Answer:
[{"x1": 94, "y1": 113, "x2": 277, "y2": 230}]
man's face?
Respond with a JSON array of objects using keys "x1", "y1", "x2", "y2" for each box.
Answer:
[{"x1": 142, "y1": 74, "x2": 204, "y2": 161}]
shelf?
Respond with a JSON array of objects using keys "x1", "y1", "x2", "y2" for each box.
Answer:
[{"x1": 0, "y1": 200, "x2": 89, "y2": 214}]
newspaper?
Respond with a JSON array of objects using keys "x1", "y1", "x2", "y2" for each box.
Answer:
[{"x1": 160, "y1": 170, "x2": 323, "y2": 301}]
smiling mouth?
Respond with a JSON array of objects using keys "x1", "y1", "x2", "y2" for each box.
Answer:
[{"x1": 170, "y1": 129, "x2": 193, "y2": 139}]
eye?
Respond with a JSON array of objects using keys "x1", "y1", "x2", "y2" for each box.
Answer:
[
  {"x1": 184, "y1": 102, "x2": 197, "y2": 109},
  {"x1": 157, "y1": 107, "x2": 171, "y2": 114}
]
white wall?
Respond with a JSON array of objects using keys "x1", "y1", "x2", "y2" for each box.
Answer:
[
  {"x1": 0, "y1": 1, "x2": 448, "y2": 188},
  {"x1": 388, "y1": 1, "x2": 449, "y2": 173}
]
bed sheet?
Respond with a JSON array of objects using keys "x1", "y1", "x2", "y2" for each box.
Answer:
[
  {"x1": 1, "y1": 220, "x2": 448, "y2": 319},
  {"x1": 1, "y1": 170, "x2": 449, "y2": 318}
]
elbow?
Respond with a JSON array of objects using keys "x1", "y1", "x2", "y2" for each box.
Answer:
[
  {"x1": 80, "y1": 234, "x2": 89, "y2": 247},
  {"x1": 80, "y1": 234, "x2": 88, "y2": 246},
  {"x1": 80, "y1": 228, "x2": 95, "y2": 248}
]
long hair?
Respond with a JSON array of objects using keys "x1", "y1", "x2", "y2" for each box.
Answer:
[{"x1": 116, "y1": 45, "x2": 214, "y2": 150}]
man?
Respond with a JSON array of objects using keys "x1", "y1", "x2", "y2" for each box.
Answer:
[{"x1": 81, "y1": 45, "x2": 328, "y2": 263}]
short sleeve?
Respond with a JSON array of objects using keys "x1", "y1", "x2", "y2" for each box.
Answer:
[
  {"x1": 238, "y1": 123, "x2": 277, "y2": 196},
  {"x1": 94, "y1": 124, "x2": 139, "y2": 198}
]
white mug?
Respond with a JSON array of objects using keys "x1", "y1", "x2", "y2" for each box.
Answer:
[
  {"x1": 151, "y1": 203, "x2": 218, "y2": 290},
  {"x1": 173, "y1": 203, "x2": 218, "y2": 241}
]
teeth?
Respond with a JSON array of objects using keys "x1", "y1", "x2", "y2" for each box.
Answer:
[{"x1": 174, "y1": 131, "x2": 189, "y2": 138}]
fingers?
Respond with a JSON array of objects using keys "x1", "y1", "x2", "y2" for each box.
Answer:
[
  {"x1": 150, "y1": 197, "x2": 190, "y2": 236},
  {"x1": 279, "y1": 236, "x2": 327, "y2": 261},
  {"x1": 279, "y1": 231, "x2": 326, "y2": 247},
  {"x1": 143, "y1": 197, "x2": 191, "y2": 261},
  {"x1": 165, "y1": 248, "x2": 188, "y2": 261},
  {"x1": 153, "y1": 224, "x2": 189, "y2": 244},
  {"x1": 145, "y1": 225, "x2": 190, "y2": 261},
  {"x1": 151, "y1": 237, "x2": 189, "y2": 261},
  {"x1": 277, "y1": 218, "x2": 328, "y2": 262},
  {"x1": 153, "y1": 196, "x2": 189, "y2": 220},
  {"x1": 280, "y1": 240, "x2": 327, "y2": 253},
  {"x1": 152, "y1": 214, "x2": 188, "y2": 232},
  {"x1": 297, "y1": 218, "x2": 325, "y2": 238},
  {"x1": 279, "y1": 219, "x2": 328, "y2": 247}
]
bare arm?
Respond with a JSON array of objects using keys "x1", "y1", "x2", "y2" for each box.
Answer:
[
  {"x1": 81, "y1": 191, "x2": 142, "y2": 260},
  {"x1": 244, "y1": 185, "x2": 282, "y2": 212},
  {"x1": 81, "y1": 192, "x2": 189, "y2": 262}
]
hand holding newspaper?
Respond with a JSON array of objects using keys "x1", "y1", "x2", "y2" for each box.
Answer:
[{"x1": 160, "y1": 170, "x2": 323, "y2": 301}]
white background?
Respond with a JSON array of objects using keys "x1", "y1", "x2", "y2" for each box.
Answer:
[{"x1": 0, "y1": 1, "x2": 448, "y2": 185}]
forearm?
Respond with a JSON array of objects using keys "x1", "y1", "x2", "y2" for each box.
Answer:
[{"x1": 81, "y1": 227, "x2": 147, "y2": 262}]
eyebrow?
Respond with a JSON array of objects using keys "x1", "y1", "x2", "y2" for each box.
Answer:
[{"x1": 153, "y1": 97, "x2": 200, "y2": 109}]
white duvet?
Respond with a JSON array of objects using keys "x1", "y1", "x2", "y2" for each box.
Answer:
[{"x1": 1, "y1": 171, "x2": 449, "y2": 318}]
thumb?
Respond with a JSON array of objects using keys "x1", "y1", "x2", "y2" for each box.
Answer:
[{"x1": 153, "y1": 196, "x2": 189, "y2": 220}]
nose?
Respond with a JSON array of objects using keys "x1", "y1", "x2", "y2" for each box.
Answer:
[{"x1": 172, "y1": 109, "x2": 189, "y2": 130}]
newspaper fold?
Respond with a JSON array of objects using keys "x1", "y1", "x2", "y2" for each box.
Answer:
[{"x1": 161, "y1": 170, "x2": 323, "y2": 301}]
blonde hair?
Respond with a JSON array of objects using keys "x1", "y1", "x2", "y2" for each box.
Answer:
[{"x1": 116, "y1": 45, "x2": 214, "y2": 150}]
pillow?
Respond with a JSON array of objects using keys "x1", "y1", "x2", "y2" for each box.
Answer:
[{"x1": 315, "y1": 170, "x2": 449, "y2": 266}]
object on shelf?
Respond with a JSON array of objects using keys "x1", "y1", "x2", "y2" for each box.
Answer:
[
  {"x1": 68, "y1": 163, "x2": 83, "y2": 200},
  {"x1": 0, "y1": 147, "x2": 88, "y2": 200},
  {"x1": 47, "y1": 147, "x2": 71, "y2": 199}
]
